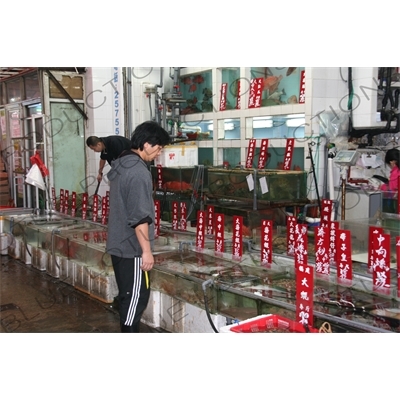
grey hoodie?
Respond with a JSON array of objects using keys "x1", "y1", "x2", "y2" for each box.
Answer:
[{"x1": 106, "y1": 151, "x2": 155, "y2": 258}]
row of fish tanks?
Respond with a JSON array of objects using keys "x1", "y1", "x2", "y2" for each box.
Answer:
[{"x1": 1, "y1": 167, "x2": 399, "y2": 332}]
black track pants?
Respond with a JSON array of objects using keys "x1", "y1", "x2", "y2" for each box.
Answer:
[{"x1": 111, "y1": 255, "x2": 150, "y2": 333}]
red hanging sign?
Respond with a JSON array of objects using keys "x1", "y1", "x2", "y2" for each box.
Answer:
[
  {"x1": 232, "y1": 215, "x2": 243, "y2": 261},
  {"x1": 92, "y1": 195, "x2": 99, "y2": 222},
  {"x1": 248, "y1": 77, "x2": 264, "y2": 109},
  {"x1": 320, "y1": 199, "x2": 333, "y2": 228},
  {"x1": 314, "y1": 225, "x2": 330, "y2": 278},
  {"x1": 64, "y1": 190, "x2": 69, "y2": 215},
  {"x1": 71, "y1": 192, "x2": 77, "y2": 217},
  {"x1": 214, "y1": 213, "x2": 225, "y2": 254},
  {"x1": 398, "y1": 176, "x2": 400, "y2": 214},
  {"x1": 283, "y1": 138, "x2": 295, "y2": 170},
  {"x1": 245, "y1": 139, "x2": 257, "y2": 168},
  {"x1": 294, "y1": 223, "x2": 308, "y2": 267},
  {"x1": 371, "y1": 230, "x2": 391, "y2": 295},
  {"x1": 180, "y1": 202, "x2": 187, "y2": 231},
  {"x1": 101, "y1": 197, "x2": 108, "y2": 225},
  {"x1": 59, "y1": 189, "x2": 64, "y2": 213},
  {"x1": 219, "y1": 83, "x2": 228, "y2": 111},
  {"x1": 154, "y1": 200, "x2": 160, "y2": 238},
  {"x1": 336, "y1": 229, "x2": 353, "y2": 285},
  {"x1": 299, "y1": 70, "x2": 306, "y2": 104},
  {"x1": 286, "y1": 216, "x2": 297, "y2": 256},
  {"x1": 82, "y1": 193, "x2": 88, "y2": 220},
  {"x1": 396, "y1": 236, "x2": 400, "y2": 298},
  {"x1": 206, "y1": 205, "x2": 214, "y2": 235},
  {"x1": 156, "y1": 164, "x2": 163, "y2": 190},
  {"x1": 172, "y1": 201, "x2": 179, "y2": 231},
  {"x1": 368, "y1": 226, "x2": 383, "y2": 274},
  {"x1": 257, "y1": 139, "x2": 269, "y2": 169},
  {"x1": 195, "y1": 210, "x2": 205, "y2": 250},
  {"x1": 261, "y1": 219, "x2": 273, "y2": 266},
  {"x1": 236, "y1": 79, "x2": 241, "y2": 110},
  {"x1": 328, "y1": 221, "x2": 338, "y2": 265},
  {"x1": 295, "y1": 263, "x2": 314, "y2": 327}
]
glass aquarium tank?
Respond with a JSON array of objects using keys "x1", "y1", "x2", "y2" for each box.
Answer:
[
  {"x1": 250, "y1": 67, "x2": 305, "y2": 107},
  {"x1": 220, "y1": 67, "x2": 241, "y2": 111},
  {"x1": 180, "y1": 70, "x2": 213, "y2": 115}
]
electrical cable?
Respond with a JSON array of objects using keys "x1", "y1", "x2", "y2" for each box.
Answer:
[{"x1": 202, "y1": 279, "x2": 219, "y2": 333}]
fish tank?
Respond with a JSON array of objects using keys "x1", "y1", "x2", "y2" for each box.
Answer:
[
  {"x1": 339, "y1": 216, "x2": 400, "y2": 269},
  {"x1": 381, "y1": 190, "x2": 399, "y2": 215},
  {"x1": 250, "y1": 67, "x2": 305, "y2": 107},
  {"x1": 206, "y1": 168, "x2": 307, "y2": 204}
]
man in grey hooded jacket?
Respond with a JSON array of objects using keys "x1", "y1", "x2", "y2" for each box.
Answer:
[{"x1": 106, "y1": 121, "x2": 170, "y2": 333}]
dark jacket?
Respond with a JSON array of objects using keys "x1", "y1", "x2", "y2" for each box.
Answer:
[{"x1": 100, "y1": 135, "x2": 132, "y2": 165}]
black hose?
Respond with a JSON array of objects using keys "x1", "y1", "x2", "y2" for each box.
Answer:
[{"x1": 202, "y1": 279, "x2": 219, "y2": 333}]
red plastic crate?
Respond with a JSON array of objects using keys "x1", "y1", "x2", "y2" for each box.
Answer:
[{"x1": 229, "y1": 314, "x2": 319, "y2": 333}]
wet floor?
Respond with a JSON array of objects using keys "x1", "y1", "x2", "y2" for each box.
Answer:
[{"x1": 0, "y1": 255, "x2": 166, "y2": 333}]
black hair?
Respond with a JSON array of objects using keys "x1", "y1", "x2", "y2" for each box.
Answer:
[
  {"x1": 86, "y1": 136, "x2": 102, "y2": 147},
  {"x1": 384, "y1": 148, "x2": 400, "y2": 166},
  {"x1": 131, "y1": 121, "x2": 171, "y2": 150}
]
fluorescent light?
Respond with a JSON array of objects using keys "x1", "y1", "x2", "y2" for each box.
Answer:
[
  {"x1": 208, "y1": 123, "x2": 235, "y2": 131},
  {"x1": 253, "y1": 120, "x2": 273, "y2": 128},
  {"x1": 286, "y1": 118, "x2": 305, "y2": 127}
]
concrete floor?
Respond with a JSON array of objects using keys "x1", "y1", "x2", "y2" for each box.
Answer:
[{"x1": 0, "y1": 255, "x2": 166, "y2": 333}]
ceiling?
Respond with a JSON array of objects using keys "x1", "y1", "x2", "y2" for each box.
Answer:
[{"x1": 0, "y1": 67, "x2": 37, "y2": 82}]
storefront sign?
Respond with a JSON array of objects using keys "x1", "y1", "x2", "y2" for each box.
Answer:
[
  {"x1": 257, "y1": 139, "x2": 269, "y2": 169},
  {"x1": 261, "y1": 219, "x2": 273, "y2": 266},
  {"x1": 283, "y1": 138, "x2": 294, "y2": 170}
]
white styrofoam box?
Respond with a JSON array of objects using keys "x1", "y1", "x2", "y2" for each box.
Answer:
[
  {"x1": 74, "y1": 262, "x2": 91, "y2": 295},
  {"x1": 31, "y1": 247, "x2": 49, "y2": 271},
  {"x1": 8, "y1": 237, "x2": 23, "y2": 260},
  {"x1": 155, "y1": 144, "x2": 198, "y2": 167},
  {"x1": 59, "y1": 258, "x2": 75, "y2": 286},
  {"x1": 183, "y1": 302, "x2": 228, "y2": 333},
  {"x1": 141, "y1": 290, "x2": 162, "y2": 328},
  {"x1": 47, "y1": 254, "x2": 61, "y2": 278},
  {"x1": 89, "y1": 265, "x2": 118, "y2": 304},
  {"x1": 21, "y1": 243, "x2": 32, "y2": 265},
  {"x1": 1, "y1": 233, "x2": 12, "y2": 255},
  {"x1": 156, "y1": 292, "x2": 229, "y2": 333}
]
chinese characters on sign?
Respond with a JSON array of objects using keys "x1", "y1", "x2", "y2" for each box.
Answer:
[
  {"x1": 245, "y1": 139, "x2": 256, "y2": 168},
  {"x1": 261, "y1": 219, "x2": 273, "y2": 266},
  {"x1": 219, "y1": 83, "x2": 227, "y2": 111},
  {"x1": 248, "y1": 78, "x2": 264, "y2": 109},
  {"x1": 283, "y1": 138, "x2": 294, "y2": 170},
  {"x1": 296, "y1": 263, "x2": 314, "y2": 327},
  {"x1": 71, "y1": 191, "x2": 77, "y2": 217},
  {"x1": 299, "y1": 70, "x2": 306, "y2": 104},
  {"x1": 236, "y1": 80, "x2": 241, "y2": 110},
  {"x1": 215, "y1": 213, "x2": 225, "y2": 255},
  {"x1": 180, "y1": 202, "x2": 187, "y2": 231},
  {"x1": 196, "y1": 210, "x2": 205, "y2": 250},
  {"x1": 336, "y1": 229, "x2": 353, "y2": 285},
  {"x1": 286, "y1": 216, "x2": 297, "y2": 256},
  {"x1": 370, "y1": 229, "x2": 391, "y2": 295},
  {"x1": 82, "y1": 193, "x2": 88, "y2": 220},
  {"x1": 257, "y1": 139, "x2": 269, "y2": 169},
  {"x1": 320, "y1": 199, "x2": 333, "y2": 228},
  {"x1": 232, "y1": 215, "x2": 243, "y2": 261},
  {"x1": 172, "y1": 201, "x2": 179, "y2": 231},
  {"x1": 154, "y1": 200, "x2": 161, "y2": 238},
  {"x1": 156, "y1": 165, "x2": 163, "y2": 189},
  {"x1": 314, "y1": 225, "x2": 330, "y2": 278},
  {"x1": 207, "y1": 205, "x2": 214, "y2": 235}
]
